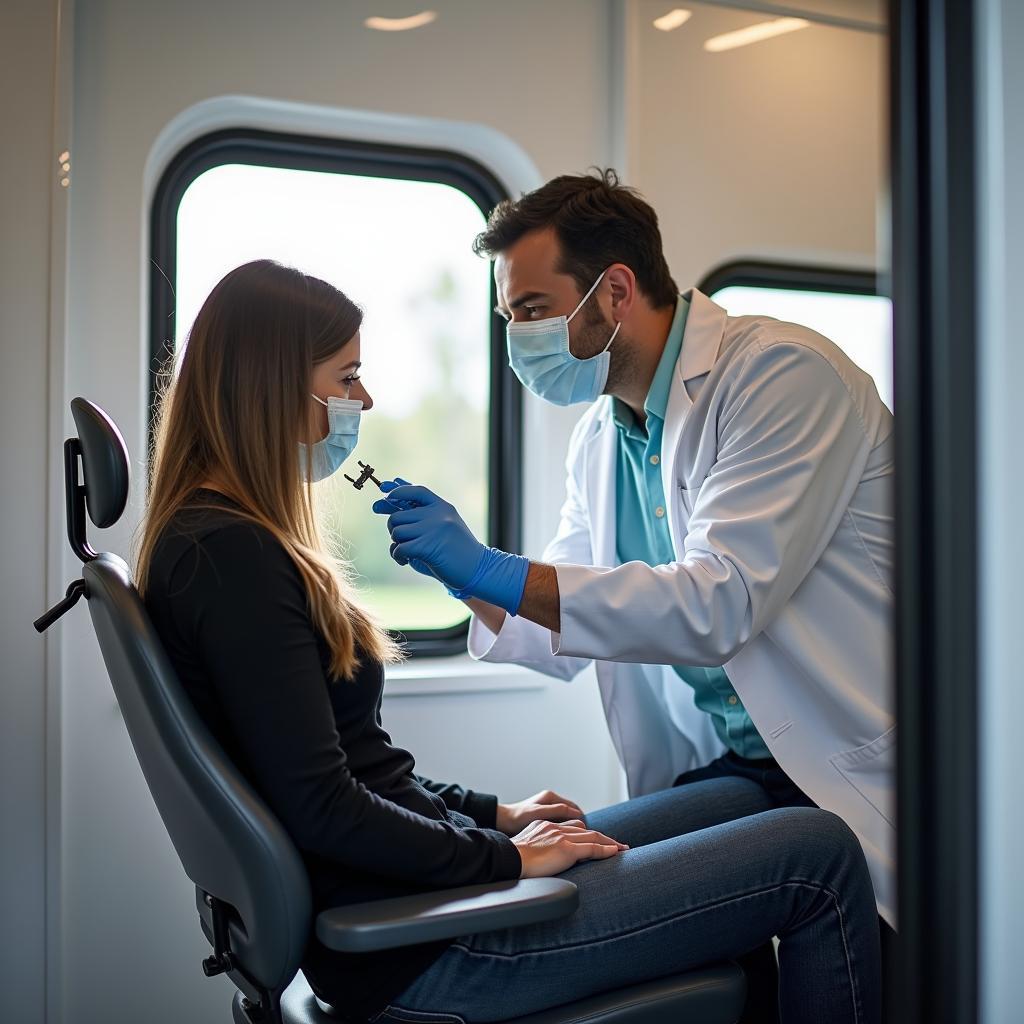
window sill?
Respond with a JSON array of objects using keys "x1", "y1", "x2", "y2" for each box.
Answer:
[{"x1": 384, "y1": 655, "x2": 546, "y2": 698}]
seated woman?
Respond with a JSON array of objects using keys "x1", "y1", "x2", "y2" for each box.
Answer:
[{"x1": 137, "y1": 259, "x2": 881, "y2": 1024}]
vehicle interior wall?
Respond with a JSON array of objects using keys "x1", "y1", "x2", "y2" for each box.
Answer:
[
  {"x1": 627, "y1": 0, "x2": 885, "y2": 287},
  {"x1": 2, "y1": 1, "x2": 887, "y2": 1021},
  {"x1": 0, "y1": 5, "x2": 60, "y2": 1022}
]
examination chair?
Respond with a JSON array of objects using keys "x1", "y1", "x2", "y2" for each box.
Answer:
[{"x1": 36, "y1": 398, "x2": 747, "y2": 1024}]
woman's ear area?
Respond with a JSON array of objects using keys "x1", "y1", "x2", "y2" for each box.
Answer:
[
  {"x1": 307, "y1": 390, "x2": 329, "y2": 441},
  {"x1": 308, "y1": 354, "x2": 337, "y2": 440}
]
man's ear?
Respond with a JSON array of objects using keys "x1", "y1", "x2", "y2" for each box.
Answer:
[{"x1": 605, "y1": 264, "x2": 637, "y2": 321}]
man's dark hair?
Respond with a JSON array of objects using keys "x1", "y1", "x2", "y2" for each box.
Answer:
[{"x1": 473, "y1": 168, "x2": 678, "y2": 309}]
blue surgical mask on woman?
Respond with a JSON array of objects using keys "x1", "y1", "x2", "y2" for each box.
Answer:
[
  {"x1": 506, "y1": 269, "x2": 621, "y2": 406},
  {"x1": 300, "y1": 394, "x2": 362, "y2": 482}
]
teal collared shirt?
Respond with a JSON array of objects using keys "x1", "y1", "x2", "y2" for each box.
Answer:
[{"x1": 612, "y1": 296, "x2": 771, "y2": 760}]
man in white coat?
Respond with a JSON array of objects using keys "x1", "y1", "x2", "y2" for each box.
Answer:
[{"x1": 375, "y1": 171, "x2": 895, "y2": 949}]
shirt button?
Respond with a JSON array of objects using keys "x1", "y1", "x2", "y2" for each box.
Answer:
[
  {"x1": 655, "y1": 506, "x2": 665, "y2": 518},
  {"x1": 650, "y1": 455, "x2": 660, "y2": 466},
  {"x1": 728, "y1": 695, "x2": 739, "y2": 705}
]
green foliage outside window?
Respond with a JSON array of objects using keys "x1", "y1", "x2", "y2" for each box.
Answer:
[
  {"x1": 317, "y1": 270, "x2": 488, "y2": 633},
  {"x1": 175, "y1": 163, "x2": 493, "y2": 639}
]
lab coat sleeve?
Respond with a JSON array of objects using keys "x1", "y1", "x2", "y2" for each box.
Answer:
[
  {"x1": 552, "y1": 340, "x2": 874, "y2": 666},
  {"x1": 468, "y1": 417, "x2": 595, "y2": 681}
]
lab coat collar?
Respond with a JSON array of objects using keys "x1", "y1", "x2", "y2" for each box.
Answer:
[
  {"x1": 661, "y1": 289, "x2": 728, "y2": 554},
  {"x1": 584, "y1": 412, "x2": 620, "y2": 566},
  {"x1": 580, "y1": 289, "x2": 728, "y2": 565},
  {"x1": 678, "y1": 288, "x2": 728, "y2": 382}
]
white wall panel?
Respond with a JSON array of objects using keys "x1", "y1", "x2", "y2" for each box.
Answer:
[
  {"x1": 0, "y1": 3, "x2": 60, "y2": 1022},
  {"x1": 628, "y1": 0, "x2": 884, "y2": 288}
]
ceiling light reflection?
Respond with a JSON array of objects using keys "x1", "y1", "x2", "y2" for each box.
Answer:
[
  {"x1": 365, "y1": 11, "x2": 438, "y2": 32},
  {"x1": 704, "y1": 17, "x2": 810, "y2": 53},
  {"x1": 653, "y1": 8, "x2": 692, "y2": 32}
]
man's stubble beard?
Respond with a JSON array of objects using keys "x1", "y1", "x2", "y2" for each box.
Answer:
[
  {"x1": 572, "y1": 299, "x2": 637, "y2": 398},
  {"x1": 604, "y1": 328, "x2": 639, "y2": 397}
]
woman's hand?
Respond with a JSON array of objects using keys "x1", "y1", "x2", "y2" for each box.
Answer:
[
  {"x1": 513, "y1": 819, "x2": 628, "y2": 878},
  {"x1": 496, "y1": 789, "x2": 585, "y2": 835}
]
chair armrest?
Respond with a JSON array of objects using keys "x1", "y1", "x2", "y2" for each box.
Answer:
[{"x1": 315, "y1": 878, "x2": 579, "y2": 952}]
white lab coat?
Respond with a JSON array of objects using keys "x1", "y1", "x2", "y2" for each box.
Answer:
[{"x1": 469, "y1": 288, "x2": 896, "y2": 926}]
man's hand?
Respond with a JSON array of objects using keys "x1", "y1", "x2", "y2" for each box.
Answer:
[
  {"x1": 373, "y1": 482, "x2": 531, "y2": 616},
  {"x1": 373, "y1": 482, "x2": 485, "y2": 591},
  {"x1": 496, "y1": 789, "x2": 585, "y2": 835}
]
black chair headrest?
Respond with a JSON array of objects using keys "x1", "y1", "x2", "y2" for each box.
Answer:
[
  {"x1": 71, "y1": 397, "x2": 129, "y2": 528},
  {"x1": 35, "y1": 397, "x2": 133, "y2": 624}
]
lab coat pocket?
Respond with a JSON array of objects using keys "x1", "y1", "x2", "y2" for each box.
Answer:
[
  {"x1": 677, "y1": 481, "x2": 701, "y2": 525},
  {"x1": 829, "y1": 725, "x2": 896, "y2": 828}
]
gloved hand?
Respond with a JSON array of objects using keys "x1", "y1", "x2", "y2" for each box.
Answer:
[
  {"x1": 372, "y1": 482, "x2": 530, "y2": 616},
  {"x1": 374, "y1": 478, "x2": 420, "y2": 512},
  {"x1": 371, "y1": 479, "x2": 436, "y2": 580}
]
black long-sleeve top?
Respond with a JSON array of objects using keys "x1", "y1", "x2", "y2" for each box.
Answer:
[{"x1": 144, "y1": 491, "x2": 521, "y2": 1017}]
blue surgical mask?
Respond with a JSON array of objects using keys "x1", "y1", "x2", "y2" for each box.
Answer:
[
  {"x1": 506, "y1": 269, "x2": 621, "y2": 406},
  {"x1": 300, "y1": 394, "x2": 362, "y2": 482}
]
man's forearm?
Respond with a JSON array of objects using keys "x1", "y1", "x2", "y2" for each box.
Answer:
[
  {"x1": 466, "y1": 562, "x2": 560, "y2": 633},
  {"x1": 465, "y1": 562, "x2": 560, "y2": 633},
  {"x1": 517, "y1": 562, "x2": 561, "y2": 632}
]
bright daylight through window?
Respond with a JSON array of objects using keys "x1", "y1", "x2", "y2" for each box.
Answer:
[
  {"x1": 173, "y1": 164, "x2": 491, "y2": 635},
  {"x1": 711, "y1": 285, "x2": 893, "y2": 412}
]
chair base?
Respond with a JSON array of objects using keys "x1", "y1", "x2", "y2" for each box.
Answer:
[{"x1": 238, "y1": 962, "x2": 746, "y2": 1024}]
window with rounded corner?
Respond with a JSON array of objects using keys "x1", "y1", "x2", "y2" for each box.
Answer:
[
  {"x1": 700, "y1": 261, "x2": 893, "y2": 413},
  {"x1": 150, "y1": 130, "x2": 521, "y2": 656}
]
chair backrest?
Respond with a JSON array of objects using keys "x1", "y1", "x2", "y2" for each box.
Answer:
[{"x1": 66, "y1": 399, "x2": 312, "y2": 996}]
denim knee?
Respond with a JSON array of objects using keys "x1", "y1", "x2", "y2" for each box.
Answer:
[
  {"x1": 813, "y1": 810, "x2": 869, "y2": 870},
  {"x1": 766, "y1": 807, "x2": 870, "y2": 889},
  {"x1": 776, "y1": 806, "x2": 859, "y2": 849}
]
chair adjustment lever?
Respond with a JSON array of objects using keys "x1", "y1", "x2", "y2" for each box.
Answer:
[
  {"x1": 201, "y1": 893, "x2": 237, "y2": 977},
  {"x1": 34, "y1": 579, "x2": 87, "y2": 633}
]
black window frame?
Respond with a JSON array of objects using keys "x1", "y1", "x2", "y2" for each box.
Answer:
[
  {"x1": 699, "y1": 259, "x2": 880, "y2": 300},
  {"x1": 698, "y1": 260, "x2": 887, "y2": 404},
  {"x1": 890, "y1": 0, "x2": 979, "y2": 1019},
  {"x1": 149, "y1": 128, "x2": 521, "y2": 658}
]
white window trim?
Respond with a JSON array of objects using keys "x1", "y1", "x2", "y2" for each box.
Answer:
[
  {"x1": 143, "y1": 96, "x2": 550, "y2": 691},
  {"x1": 143, "y1": 94, "x2": 542, "y2": 214},
  {"x1": 384, "y1": 656, "x2": 548, "y2": 698}
]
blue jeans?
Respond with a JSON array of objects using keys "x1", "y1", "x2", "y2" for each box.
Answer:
[
  {"x1": 380, "y1": 780, "x2": 881, "y2": 1024},
  {"x1": 673, "y1": 750, "x2": 817, "y2": 810}
]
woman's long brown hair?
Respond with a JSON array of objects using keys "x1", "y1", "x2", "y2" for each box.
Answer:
[{"x1": 135, "y1": 259, "x2": 401, "y2": 679}]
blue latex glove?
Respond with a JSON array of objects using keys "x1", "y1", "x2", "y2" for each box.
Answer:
[
  {"x1": 371, "y1": 479, "x2": 436, "y2": 580},
  {"x1": 374, "y1": 478, "x2": 421, "y2": 512},
  {"x1": 371, "y1": 482, "x2": 530, "y2": 616}
]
